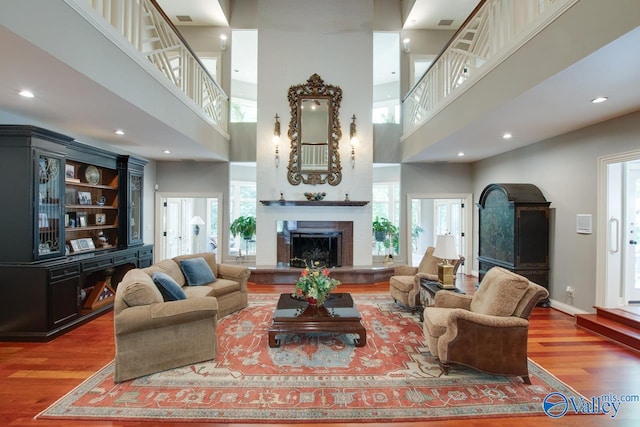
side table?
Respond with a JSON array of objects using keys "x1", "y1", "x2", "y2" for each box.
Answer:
[{"x1": 418, "y1": 279, "x2": 465, "y2": 321}]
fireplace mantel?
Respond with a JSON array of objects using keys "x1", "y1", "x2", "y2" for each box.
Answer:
[{"x1": 260, "y1": 200, "x2": 368, "y2": 207}]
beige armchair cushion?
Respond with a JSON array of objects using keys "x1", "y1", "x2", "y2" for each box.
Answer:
[
  {"x1": 418, "y1": 247, "x2": 441, "y2": 275},
  {"x1": 470, "y1": 267, "x2": 529, "y2": 316},
  {"x1": 390, "y1": 275, "x2": 413, "y2": 293},
  {"x1": 422, "y1": 307, "x2": 451, "y2": 337}
]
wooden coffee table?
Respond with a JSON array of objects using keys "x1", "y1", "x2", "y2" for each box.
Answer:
[{"x1": 268, "y1": 293, "x2": 366, "y2": 348}]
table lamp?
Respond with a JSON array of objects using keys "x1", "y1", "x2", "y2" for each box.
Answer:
[
  {"x1": 190, "y1": 216, "x2": 205, "y2": 236},
  {"x1": 432, "y1": 234, "x2": 458, "y2": 289}
]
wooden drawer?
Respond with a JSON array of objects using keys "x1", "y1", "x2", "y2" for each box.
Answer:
[
  {"x1": 81, "y1": 256, "x2": 114, "y2": 273},
  {"x1": 50, "y1": 263, "x2": 80, "y2": 281}
]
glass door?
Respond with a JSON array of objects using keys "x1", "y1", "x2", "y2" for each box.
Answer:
[
  {"x1": 160, "y1": 195, "x2": 221, "y2": 260},
  {"x1": 409, "y1": 195, "x2": 469, "y2": 271},
  {"x1": 625, "y1": 162, "x2": 640, "y2": 303},
  {"x1": 35, "y1": 150, "x2": 65, "y2": 259},
  {"x1": 128, "y1": 171, "x2": 143, "y2": 246}
]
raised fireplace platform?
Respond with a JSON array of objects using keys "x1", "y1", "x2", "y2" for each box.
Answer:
[{"x1": 249, "y1": 265, "x2": 394, "y2": 285}]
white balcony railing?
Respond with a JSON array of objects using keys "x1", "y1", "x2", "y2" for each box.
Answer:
[
  {"x1": 77, "y1": 0, "x2": 228, "y2": 131},
  {"x1": 402, "y1": 0, "x2": 575, "y2": 137}
]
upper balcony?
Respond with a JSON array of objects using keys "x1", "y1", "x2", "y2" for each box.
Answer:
[
  {"x1": 0, "y1": 0, "x2": 229, "y2": 161},
  {"x1": 401, "y1": 0, "x2": 640, "y2": 163}
]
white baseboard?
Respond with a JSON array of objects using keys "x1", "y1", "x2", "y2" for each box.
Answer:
[{"x1": 548, "y1": 299, "x2": 589, "y2": 316}]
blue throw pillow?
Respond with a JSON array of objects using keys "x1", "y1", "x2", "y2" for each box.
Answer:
[
  {"x1": 152, "y1": 272, "x2": 187, "y2": 301},
  {"x1": 180, "y1": 257, "x2": 216, "y2": 286}
]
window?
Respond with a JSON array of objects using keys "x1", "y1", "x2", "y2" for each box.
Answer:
[
  {"x1": 410, "y1": 55, "x2": 435, "y2": 87},
  {"x1": 372, "y1": 181, "x2": 400, "y2": 256},
  {"x1": 373, "y1": 32, "x2": 400, "y2": 124},
  {"x1": 230, "y1": 30, "x2": 257, "y2": 123},
  {"x1": 229, "y1": 163, "x2": 257, "y2": 256},
  {"x1": 199, "y1": 55, "x2": 220, "y2": 84}
]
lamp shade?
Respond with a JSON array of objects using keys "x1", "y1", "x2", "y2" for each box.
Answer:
[
  {"x1": 190, "y1": 216, "x2": 205, "y2": 225},
  {"x1": 433, "y1": 234, "x2": 458, "y2": 261}
]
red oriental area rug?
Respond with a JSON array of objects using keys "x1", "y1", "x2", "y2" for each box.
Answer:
[{"x1": 37, "y1": 294, "x2": 582, "y2": 423}]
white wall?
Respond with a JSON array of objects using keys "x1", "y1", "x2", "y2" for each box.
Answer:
[
  {"x1": 255, "y1": 0, "x2": 374, "y2": 266},
  {"x1": 473, "y1": 109, "x2": 640, "y2": 312}
]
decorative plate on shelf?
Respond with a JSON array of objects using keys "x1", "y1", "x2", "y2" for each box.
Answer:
[{"x1": 85, "y1": 165, "x2": 100, "y2": 185}]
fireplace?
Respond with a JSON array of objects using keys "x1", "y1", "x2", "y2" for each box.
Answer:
[
  {"x1": 277, "y1": 221, "x2": 353, "y2": 267},
  {"x1": 290, "y1": 231, "x2": 342, "y2": 267}
]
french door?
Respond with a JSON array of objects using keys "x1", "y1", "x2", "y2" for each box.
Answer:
[
  {"x1": 157, "y1": 194, "x2": 221, "y2": 261},
  {"x1": 625, "y1": 164, "x2": 640, "y2": 303}
]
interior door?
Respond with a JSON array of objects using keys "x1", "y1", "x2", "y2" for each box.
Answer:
[
  {"x1": 159, "y1": 195, "x2": 221, "y2": 261},
  {"x1": 606, "y1": 162, "x2": 624, "y2": 307},
  {"x1": 624, "y1": 163, "x2": 640, "y2": 303},
  {"x1": 409, "y1": 195, "x2": 468, "y2": 270},
  {"x1": 435, "y1": 199, "x2": 463, "y2": 255},
  {"x1": 164, "y1": 198, "x2": 188, "y2": 259}
]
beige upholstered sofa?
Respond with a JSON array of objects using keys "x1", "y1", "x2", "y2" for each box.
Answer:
[
  {"x1": 422, "y1": 266, "x2": 548, "y2": 383},
  {"x1": 113, "y1": 252, "x2": 250, "y2": 382}
]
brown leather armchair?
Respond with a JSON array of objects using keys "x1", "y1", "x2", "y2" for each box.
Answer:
[
  {"x1": 422, "y1": 267, "x2": 548, "y2": 384},
  {"x1": 389, "y1": 246, "x2": 463, "y2": 310}
]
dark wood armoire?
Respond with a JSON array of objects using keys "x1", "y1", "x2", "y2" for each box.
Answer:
[{"x1": 477, "y1": 183, "x2": 550, "y2": 306}]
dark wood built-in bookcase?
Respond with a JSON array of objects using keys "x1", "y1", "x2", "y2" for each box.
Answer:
[{"x1": 0, "y1": 125, "x2": 152, "y2": 341}]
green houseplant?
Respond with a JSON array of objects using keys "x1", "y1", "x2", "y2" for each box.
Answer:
[
  {"x1": 372, "y1": 216, "x2": 397, "y2": 242},
  {"x1": 230, "y1": 215, "x2": 256, "y2": 240}
]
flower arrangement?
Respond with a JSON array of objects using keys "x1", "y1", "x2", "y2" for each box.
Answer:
[{"x1": 292, "y1": 260, "x2": 341, "y2": 306}]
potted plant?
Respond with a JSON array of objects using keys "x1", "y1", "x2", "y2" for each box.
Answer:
[
  {"x1": 230, "y1": 215, "x2": 256, "y2": 240},
  {"x1": 372, "y1": 216, "x2": 397, "y2": 242},
  {"x1": 412, "y1": 224, "x2": 424, "y2": 252}
]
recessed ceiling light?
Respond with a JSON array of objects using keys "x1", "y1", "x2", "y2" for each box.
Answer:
[
  {"x1": 591, "y1": 96, "x2": 608, "y2": 104},
  {"x1": 114, "y1": 129, "x2": 125, "y2": 135},
  {"x1": 503, "y1": 132, "x2": 512, "y2": 140},
  {"x1": 19, "y1": 90, "x2": 34, "y2": 98},
  {"x1": 457, "y1": 152, "x2": 465, "y2": 157},
  {"x1": 163, "y1": 149, "x2": 171, "y2": 154}
]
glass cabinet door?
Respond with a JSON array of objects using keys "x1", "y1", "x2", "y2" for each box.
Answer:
[
  {"x1": 128, "y1": 171, "x2": 143, "y2": 245},
  {"x1": 35, "y1": 150, "x2": 65, "y2": 259}
]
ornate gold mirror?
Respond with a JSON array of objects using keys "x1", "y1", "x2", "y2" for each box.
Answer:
[{"x1": 287, "y1": 74, "x2": 342, "y2": 185}]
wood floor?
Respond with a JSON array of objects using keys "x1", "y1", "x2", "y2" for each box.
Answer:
[{"x1": 1, "y1": 276, "x2": 640, "y2": 426}]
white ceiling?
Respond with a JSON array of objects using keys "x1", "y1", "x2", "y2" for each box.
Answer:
[
  {"x1": 403, "y1": 0, "x2": 481, "y2": 29},
  {"x1": 408, "y1": 24, "x2": 640, "y2": 163},
  {"x1": 156, "y1": 0, "x2": 228, "y2": 26},
  {"x1": 1, "y1": 1, "x2": 639, "y2": 163}
]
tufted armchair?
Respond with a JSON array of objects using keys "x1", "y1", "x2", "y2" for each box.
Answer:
[
  {"x1": 422, "y1": 266, "x2": 548, "y2": 384},
  {"x1": 389, "y1": 246, "x2": 463, "y2": 310}
]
